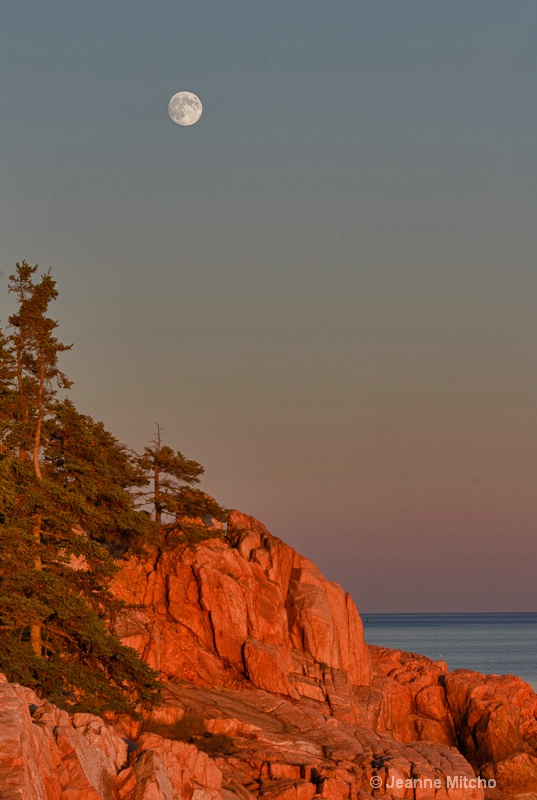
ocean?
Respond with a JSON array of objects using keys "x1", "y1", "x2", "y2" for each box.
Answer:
[{"x1": 363, "y1": 613, "x2": 537, "y2": 691}]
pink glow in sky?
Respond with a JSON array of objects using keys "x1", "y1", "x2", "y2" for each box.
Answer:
[{"x1": 1, "y1": 1, "x2": 535, "y2": 611}]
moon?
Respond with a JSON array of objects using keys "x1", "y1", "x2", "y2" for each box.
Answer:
[{"x1": 168, "y1": 91, "x2": 203, "y2": 126}]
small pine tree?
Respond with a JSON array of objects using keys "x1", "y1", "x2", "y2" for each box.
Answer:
[
  {"x1": 136, "y1": 424, "x2": 205, "y2": 525},
  {"x1": 135, "y1": 425, "x2": 227, "y2": 542}
]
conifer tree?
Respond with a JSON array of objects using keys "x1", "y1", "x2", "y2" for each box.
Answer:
[
  {"x1": 6, "y1": 262, "x2": 72, "y2": 656},
  {"x1": 136, "y1": 425, "x2": 227, "y2": 541},
  {"x1": 46, "y1": 399, "x2": 153, "y2": 555},
  {"x1": 0, "y1": 262, "x2": 160, "y2": 715},
  {"x1": 136, "y1": 424, "x2": 205, "y2": 525}
]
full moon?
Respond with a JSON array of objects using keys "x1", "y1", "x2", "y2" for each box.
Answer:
[{"x1": 168, "y1": 91, "x2": 203, "y2": 126}]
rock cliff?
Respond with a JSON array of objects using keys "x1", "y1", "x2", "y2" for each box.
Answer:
[
  {"x1": 1, "y1": 511, "x2": 536, "y2": 800},
  {"x1": 111, "y1": 511, "x2": 370, "y2": 697}
]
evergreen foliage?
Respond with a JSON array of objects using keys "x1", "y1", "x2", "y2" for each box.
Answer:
[
  {"x1": 136, "y1": 424, "x2": 227, "y2": 542},
  {"x1": 46, "y1": 399, "x2": 153, "y2": 556},
  {"x1": 0, "y1": 262, "x2": 161, "y2": 716}
]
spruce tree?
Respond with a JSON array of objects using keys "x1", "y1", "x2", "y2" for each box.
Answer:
[
  {"x1": 136, "y1": 424, "x2": 205, "y2": 525},
  {"x1": 0, "y1": 262, "x2": 160, "y2": 715},
  {"x1": 46, "y1": 398, "x2": 153, "y2": 555},
  {"x1": 136, "y1": 425, "x2": 227, "y2": 541}
]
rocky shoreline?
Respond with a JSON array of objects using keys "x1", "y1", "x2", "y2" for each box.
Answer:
[{"x1": 1, "y1": 512, "x2": 536, "y2": 799}]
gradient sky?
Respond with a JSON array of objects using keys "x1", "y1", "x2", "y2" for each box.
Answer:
[{"x1": 1, "y1": 1, "x2": 536, "y2": 612}]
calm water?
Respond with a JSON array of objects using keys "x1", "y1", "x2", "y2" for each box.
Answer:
[{"x1": 363, "y1": 613, "x2": 537, "y2": 690}]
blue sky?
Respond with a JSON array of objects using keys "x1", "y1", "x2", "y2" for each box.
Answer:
[{"x1": 1, "y1": 1, "x2": 536, "y2": 610}]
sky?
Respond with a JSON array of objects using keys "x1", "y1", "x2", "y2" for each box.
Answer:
[{"x1": 1, "y1": 1, "x2": 536, "y2": 612}]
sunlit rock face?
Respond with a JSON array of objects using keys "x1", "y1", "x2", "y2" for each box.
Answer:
[
  {"x1": 1, "y1": 512, "x2": 536, "y2": 799},
  {"x1": 111, "y1": 510, "x2": 371, "y2": 696},
  {"x1": 365, "y1": 647, "x2": 537, "y2": 798}
]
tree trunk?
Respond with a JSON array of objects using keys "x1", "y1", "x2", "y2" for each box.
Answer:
[
  {"x1": 30, "y1": 625, "x2": 42, "y2": 657},
  {"x1": 30, "y1": 517, "x2": 43, "y2": 657},
  {"x1": 154, "y1": 424, "x2": 162, "y2": 525},
  {"x1": 155, "y1": 462, "x2": 162, "y2": 525},
  {"x1": 32, "y1": 355, "x2": 45, "y2": 480},
  {"x1": 30, "y1": 355, "x2": 45, "y2": 656}
]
